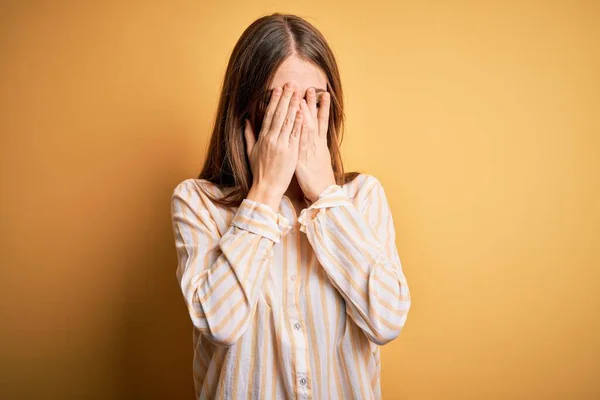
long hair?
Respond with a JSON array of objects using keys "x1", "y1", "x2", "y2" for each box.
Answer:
[{"x1": 198, "y1": 12, "x2": 360, "y2": 208}]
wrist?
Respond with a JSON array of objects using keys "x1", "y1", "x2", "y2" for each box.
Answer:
[
  {"x1": 307, "y1": 181, "x2": 337, "y2": 203},
  {"x1": 247, "y1": 184, "x2": 282, "y2": 212}
]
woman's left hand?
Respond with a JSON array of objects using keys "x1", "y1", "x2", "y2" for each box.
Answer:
[{"x1": 295, "y1": 88, "x2": 336, "y2": 202}]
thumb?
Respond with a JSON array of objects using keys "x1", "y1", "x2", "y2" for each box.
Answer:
[{"x1": 243, "y1": 119, "x2": 256, "y2": 158}]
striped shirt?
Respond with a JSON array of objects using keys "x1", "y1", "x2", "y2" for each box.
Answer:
[{"x1": 170, "y1": 173, "x2": 411, "y2": 399}]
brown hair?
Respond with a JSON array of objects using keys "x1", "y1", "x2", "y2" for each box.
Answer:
[{"x1": 198, "y1": 12, "x2": 360, "y2": 208}]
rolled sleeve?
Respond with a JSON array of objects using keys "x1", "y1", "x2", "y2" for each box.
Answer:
[
  {"x1": 298, "y1": 184, "x2": 353, "y2": 231},
  {"x1": 231, "y1": 198, "x2": 292, "y2": 243}
]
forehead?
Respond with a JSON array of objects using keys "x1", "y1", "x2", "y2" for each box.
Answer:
[{"x1": 269, "y1": 55, "x2": 328, "y2": 93}]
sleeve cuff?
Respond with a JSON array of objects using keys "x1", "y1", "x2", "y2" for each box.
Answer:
[
  {"x1": 231, "y1": 198, "x2": 292, "y2": 243},
  {"x1": 298, "y1": 184, "x2": 353, "y2": 231}
]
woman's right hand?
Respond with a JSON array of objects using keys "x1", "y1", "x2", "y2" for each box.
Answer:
[{"x1": 244, "y1": 82, "x2": 304, "y2": 209}]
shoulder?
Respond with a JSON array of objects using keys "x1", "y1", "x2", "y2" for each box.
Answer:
[
  {"x1": 172, "y1": 178, "x2": 224, "y2": 199},
  {"x1": 340, "y1": 173, "x2": 391, "y2": 214},
  {"x1": 170, "y1": 178, "x2": 228, "y2": 217},
  {"x1": 341, "y1": 172, "x2": 384, "y2": 202}
]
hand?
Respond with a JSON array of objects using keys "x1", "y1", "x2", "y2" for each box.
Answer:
[
  {"x1": 295, "y1": 87, "x2": 336, "y2": 202},
  {"x1": 244, "y1": 83, "x2": 304, "y2": 209}
]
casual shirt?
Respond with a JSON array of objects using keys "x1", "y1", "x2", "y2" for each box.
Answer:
[{"x1": 170, "y1": 173, "x2": 411, "y2": 399}]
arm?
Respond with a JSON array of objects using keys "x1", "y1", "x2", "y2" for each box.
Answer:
[
  {"x1": 297, "y1": 175, "x2": 411, "y2": 345},
  {"x1": 170, "y1": 179, "x2": 291, "y2": 347}
]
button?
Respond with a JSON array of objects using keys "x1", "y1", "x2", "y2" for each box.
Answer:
[
  {"x1": 294, "y1": 322, "x2": 301, "y2": 330},
  {"x1": 299, "y1": 377, "x2": 307, "y2": 386},
  {"x1": 290, "y1": 274, "x2": 296, "y2": 281}
]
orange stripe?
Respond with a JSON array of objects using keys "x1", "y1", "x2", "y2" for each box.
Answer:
[
  {"x1": 271, "y1": 307, "x2": 281, "y2": 399},
  {"x1": 338, "y1": 324, "x2": 355, "y2": 399},
  {"x1": 305, "y1": 249, "x2": 321, "y2": 397},
  {"x1": 260, "y1": 303, "x2": 269, "y2": 400},
  {"x1": 332, "y1": 295, "x2": 345, "y2": 397},
  {"x1": 230, "y1": 330, "x2": 245, "y2": 399},
  {"x1": 350, "y1": 323, "x2": 368, "y2": 399},
  {"x1": 247, "y1": 303, "x2": 260, "y2": 395},
  {"x1": 318, "y1": 260, "x2": 333, "y2": 399}
]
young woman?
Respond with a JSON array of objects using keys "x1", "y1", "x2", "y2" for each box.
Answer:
[{"x1": 170, "y1": 12, "x2": 411, "y2": 399}]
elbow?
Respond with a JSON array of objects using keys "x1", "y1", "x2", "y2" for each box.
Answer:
[
  {"x1": 349, "y1": 311, "x2": 406, "y2": 346},
  {"x1": 191, "y1": 316, "x2": 248, "y2": 348},
  {"x1": 367, "y1": 324, "x2": 404, "y2": 346},
  {"x1": 201, "y1": 328, "x2": 244, "y2": 348},
  {"x1": 188, "y1": 298, "x2": 252, "y2": 348},
  {"x1": 368, "y1": 302, "x2": 411, "y2": 346}
]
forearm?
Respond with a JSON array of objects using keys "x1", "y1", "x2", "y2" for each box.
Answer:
[
  {"x1": 173, "y1": 183, "x2": 290, "y2": 347},
  {"x1": 182, "y1": 225, "x2": 276, "y2": 346},
  {"x1": 298, "y1": 182, "x2": 410, "y2": 345}
]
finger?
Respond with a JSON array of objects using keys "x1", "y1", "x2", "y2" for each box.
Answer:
[
  {"x1": 278, "y1": 88, "x2": 301, "y2": 142},
  {"x1": 299, "y1": 98, "x2": 314, "y2": 144},
  {"x1": 269, "y1": 83, "x2": 296, "y2": 138},
  {"x1": 306, "y1": 87, "x2": 318, "y2": 119},
  {"x1": 289, "y1": 109, "x2": 303, "y2": 148},
  {"x1": 260, "y1": 86, "x2": 282, "y2": 137},
  {"x1": 298, "y1": 100, "x2": 310, "y2": 155},
  {"x1": 317, "y1": 92, "x2": 331, "y2": 138},
  {"x1": 244, "y1": 119, "x2": 255, "y2": 157}
]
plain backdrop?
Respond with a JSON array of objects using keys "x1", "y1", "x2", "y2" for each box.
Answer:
[{"x1": 1, "y1": 1, "x2": 599, "y2": 399}]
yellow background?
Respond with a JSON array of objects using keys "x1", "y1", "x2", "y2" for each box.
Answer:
[{"x1": 1, "y1": 1, "x2": 598, "y2": 399}]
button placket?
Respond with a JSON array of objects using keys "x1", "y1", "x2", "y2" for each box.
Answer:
[
  {"x1": 281, "y1": 195, "x2": 312, "y2": 398},
  {"x1": 297, "y1": 371, "x2": 311, "y2": 397}
]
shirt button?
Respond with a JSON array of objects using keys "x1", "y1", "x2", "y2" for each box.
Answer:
[
  {"x1": 290, "y1": 274, "x2": 296, "y2": 281},
  {"x1": 300, "y1": 377, "x2": 307, "y2": 386},
  {"x1": 294, "y1": 322, "x2": 301, "y2": 330}
]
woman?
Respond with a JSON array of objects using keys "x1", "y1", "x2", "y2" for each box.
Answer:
[{"x1": 170, "y1": 12, "x2": 411, "y2": 399}]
